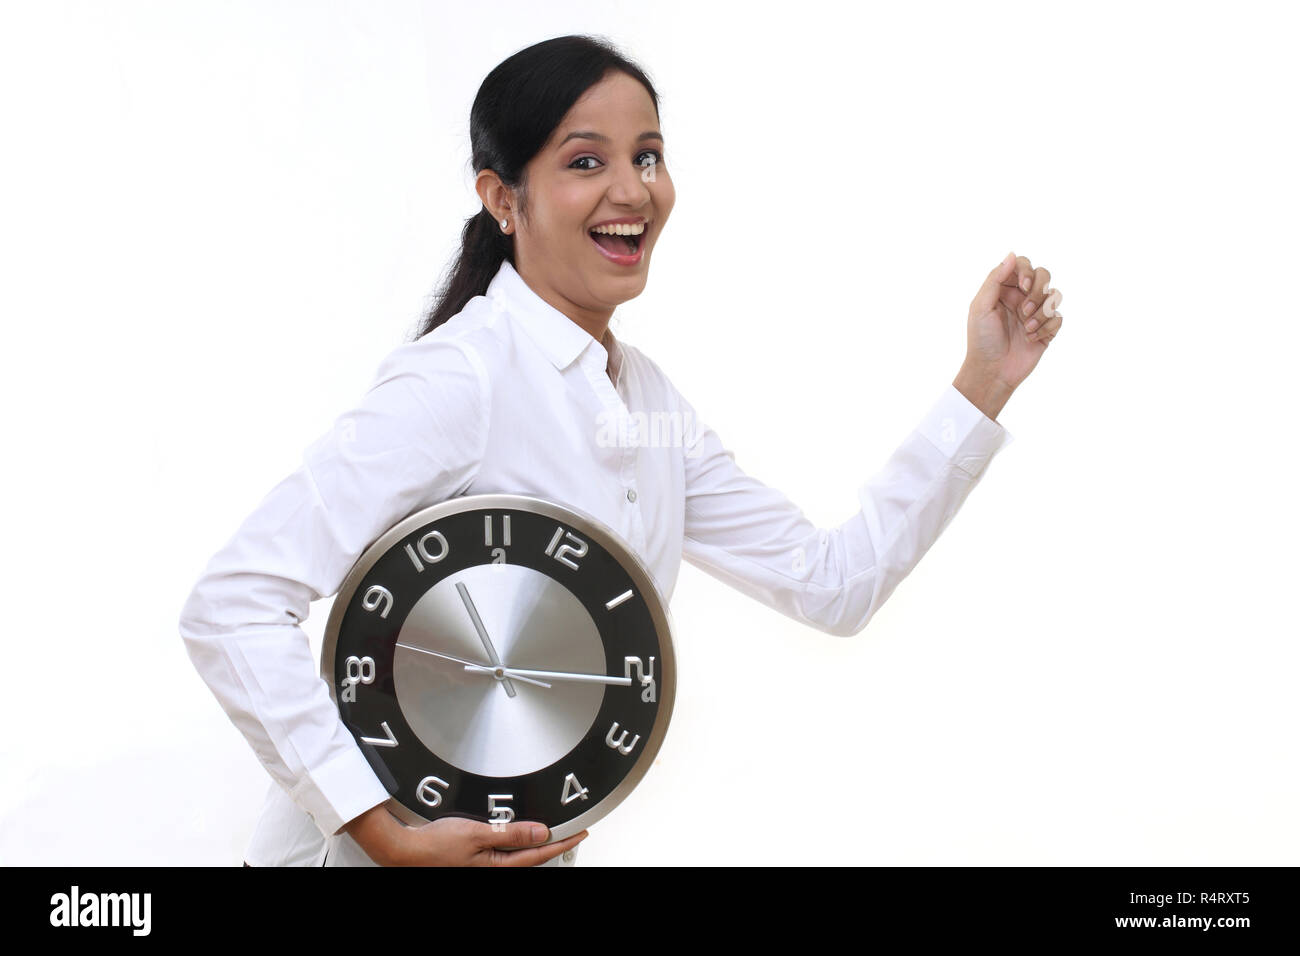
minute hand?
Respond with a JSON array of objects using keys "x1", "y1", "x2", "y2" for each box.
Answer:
[{"x1": 463, "y1": 663, "x2": 633, "y2": 687}]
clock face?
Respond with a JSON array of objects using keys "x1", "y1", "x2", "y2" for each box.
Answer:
[{"x1": 321, "y1": 494, "x2": 675, "y2": 840}]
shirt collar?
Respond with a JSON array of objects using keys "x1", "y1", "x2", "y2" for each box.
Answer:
[
  {"x1": 604, "y1": 328, "x2": 625, "y2": 388},
  {"x1": 486, "y1": 258, "x2": 624, "y2": 386}
]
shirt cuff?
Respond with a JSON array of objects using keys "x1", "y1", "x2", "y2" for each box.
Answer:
[
  {"x1": 290, "y1": 744, "x2": 393, "y2": 840},
  {"x1": 917, "y1": 384, "x2": 1015, "y2": 476}
]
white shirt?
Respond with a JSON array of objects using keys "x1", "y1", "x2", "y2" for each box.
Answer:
[{"x1": 178, "y1": 258, "x2": 1014, "y2": 866}]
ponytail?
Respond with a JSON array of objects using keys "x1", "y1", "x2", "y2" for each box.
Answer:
[{"x1": 417, "y1": 206, "x2": 514, "y2": 338}]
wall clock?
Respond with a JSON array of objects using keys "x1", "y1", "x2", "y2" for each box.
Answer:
[{"x1": 321, "y1": 494, "x2": 676, "y2": 842}]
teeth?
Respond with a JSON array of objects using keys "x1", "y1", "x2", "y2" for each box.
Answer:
[{"x1": 590, "y1": 222, "x2": 646, "y2": 236}]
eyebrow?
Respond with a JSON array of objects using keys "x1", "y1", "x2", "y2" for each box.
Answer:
[{"x1": 558, "y1": 130, "x2": 664, "y2": 147}]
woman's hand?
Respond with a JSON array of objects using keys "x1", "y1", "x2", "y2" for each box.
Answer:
[
  {"x1": 342, "y1": 802, "x2": 589, "y2": 866},
  {"x1": 953, "y1": 252, "x2": 1064, "y2": 421}
]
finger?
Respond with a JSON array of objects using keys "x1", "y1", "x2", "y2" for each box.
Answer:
[
  {"x1": 488, "y1": 830, "x2": 589, "y2": 868},
  {"x1": 1014, "y1": 256, "x2": 1036, "y2": 294},
  {"x1": 1019, "y1": 268, "x2": 1054, "y2": 331},
  {"x1": 1031, "y1": 266, "x2": 1052, "y2": 298},
  {"x1": 998, "y1": 284, "x2": 1030, "y2": 315},
  {"x1": 479, "y1": 820, "x2": 552, "y2": 849},
  {"x1": 1028, "y1": 311, "x2": 1063, "y2": 344},
  {"x1": 972, "y1": 251, "x2": 1019, "y2": 316}
]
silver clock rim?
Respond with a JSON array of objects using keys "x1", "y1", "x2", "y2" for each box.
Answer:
[{"x1": 321, "y1": 493, "x2": 677, "y2": 843}]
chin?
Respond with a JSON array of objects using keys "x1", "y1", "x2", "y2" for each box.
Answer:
[{"x1": 598, "y1": 269, "x2": 649, "y2": 301}]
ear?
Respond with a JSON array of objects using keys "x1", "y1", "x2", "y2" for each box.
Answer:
[{"x1": 475, "y1": 169, "x2": 513, "y2": 224}]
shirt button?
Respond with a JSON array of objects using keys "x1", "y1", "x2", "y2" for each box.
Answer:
[
  {"x1": 562, "y1": 849, "x2": 575, "y2": 863},
  {"x1": 626, "y1": 488, "x2": 637, "y2": 503}
]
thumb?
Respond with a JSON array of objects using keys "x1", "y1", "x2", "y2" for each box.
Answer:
[
  {"x1": 971, "y1": 251, "x2": 1017, "y2": 316},
  {"x1": 481, "y1": 821, "x2": 551, "y2": 849}
]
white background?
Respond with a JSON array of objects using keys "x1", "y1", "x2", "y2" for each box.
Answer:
[{"x1": 2, "y1": 0, "x2": 1296, "y2": 866}]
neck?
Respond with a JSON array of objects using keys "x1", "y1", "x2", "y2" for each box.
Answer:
[{"x1": 515, "y1": 260, "x2": 613, "y2": 345}]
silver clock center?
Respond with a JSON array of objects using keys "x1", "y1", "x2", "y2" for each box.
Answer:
[{"x1": 392, "y1": 562, "x2": 605, "y2": 778}]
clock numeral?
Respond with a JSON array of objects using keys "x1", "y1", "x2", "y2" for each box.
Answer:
[
  {"x1": 405, "y1": 530, "x2": 449, "y2": 572},
  {"x1": 484, "y1": 514, "x2": 511, "y2": 547},
  {"x1": 544, "y1": 526, "x2": 588, "y2": 571},
  {"x1": 361, "y1": 585, "x2": 393, "y2": 618},
  {"x1": 490, "y1": 547, "x2": 506, "y2": 564},
  {"x1": 346, "y1": 655, "x2": 376, "y2": 685},
  {"x1": 487, "y1": 794, "x2": 515, "y2": 825},
  {"x1": 341, "y1": 655, "x2": 376, "y2": 702},
  {"x1": 605, "y1": 589, "x2": 634, "y2": 610},
  {"x1": 561, "y1": 773, "x2": 590, "y2": 806},
  {"x1": 359, "y1": 720, "x2": 398, "y2": 749},
  {"x1": 624, "y1": 656, "x2": 657, "y2": 703},
  {"x1": 605, "y1": 721, "x2": 640, "y2": 756},
  {"x1": 417, "y1": 775, "x2": 449, "y2": 807}
]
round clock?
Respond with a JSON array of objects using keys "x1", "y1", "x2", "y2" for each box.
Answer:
[{"x1": 321, "y1": 494, "x2": 676, "y2": 842}]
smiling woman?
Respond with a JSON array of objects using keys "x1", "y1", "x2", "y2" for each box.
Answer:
[
  {"x1": 180, "y1": 33, "x2": 1056, "y2": 870},
  {"x1": 420, "y1": 38, "x2": 673, "y2": 347}
]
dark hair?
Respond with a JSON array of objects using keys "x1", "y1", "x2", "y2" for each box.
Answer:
[{"x1": 413, "y1": 35, "x2": 661, "y2": 340}]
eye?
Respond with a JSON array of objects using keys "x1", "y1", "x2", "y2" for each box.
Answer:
[{"x1": 569, "y1": 151, "x2": 664, "y2": 172}]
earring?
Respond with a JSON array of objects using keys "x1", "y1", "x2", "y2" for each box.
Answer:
[{"x1": 500, "y1": 218, "x2": 508, "y2": 232}]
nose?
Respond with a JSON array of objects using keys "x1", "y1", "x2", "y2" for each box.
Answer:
[{"x1": 607, "y1": 159, "x2": 653, "y2": 209}]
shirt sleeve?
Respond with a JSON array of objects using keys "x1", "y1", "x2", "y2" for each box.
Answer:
[
  {"x1": 680, "y1": 384, "x2": 1013, "y2": 637},
  {"x1": 177, "y1": 336, "x2": 490, "y2": 840}
]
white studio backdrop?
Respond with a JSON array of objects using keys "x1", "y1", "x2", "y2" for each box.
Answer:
[{"x1": 1, "y1": 0, "x2": 1296, "y2": 866}]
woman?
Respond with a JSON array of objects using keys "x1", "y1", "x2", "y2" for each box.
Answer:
[{"x1": 179, "y1": 35, "x2": 1063, "y2": 867}]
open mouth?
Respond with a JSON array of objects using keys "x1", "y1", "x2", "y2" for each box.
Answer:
[{"x1": 588, "y1": 223, "x2": 647, "y2": 258}]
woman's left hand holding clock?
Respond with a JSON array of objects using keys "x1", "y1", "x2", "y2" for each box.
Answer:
[{"x1": 342, "y1": 803, "x2": 589, "y2": 866}]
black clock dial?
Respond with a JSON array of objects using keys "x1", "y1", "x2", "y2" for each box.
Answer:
[{"x1": 322, "y1": 496, "x2": 675, "y2": 840}]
